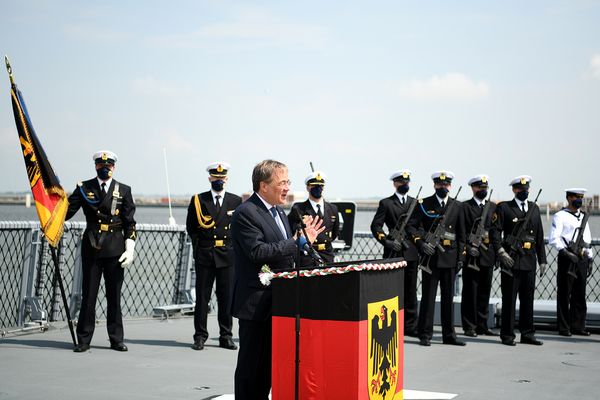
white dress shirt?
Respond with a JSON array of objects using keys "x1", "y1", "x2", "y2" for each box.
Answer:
[
  {"x1": 97, "y1": 177, "x2": 113, "y2": 193},
  {"x1": 513, "y1": 198, "x2": 528, "y2": 213},
  {"x1": 309, "y1": 198, "x2": 325, "y2": 215},
  {"x1": 256, "y1": 192, "x2": 288, "y2": 239},
  {"x1": 395, "y1": 193, "x2": 407, "y2": 204},
  {"x1": 211, "y1": 190, "x2": 226, "y2": 206}
]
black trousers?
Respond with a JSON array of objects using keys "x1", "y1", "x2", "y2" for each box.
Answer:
[
  {"x1": 418, "y1": 266, "x2": 457, "y2": 340},
  {"x1": 404, "y1": 260, "x2": 419, "y2": 334},
  {"x1": 500, "y1": 268, "x2": 536, "y2": 341},
  {"x1": 193, "y1": 261, "x2": 233, "y2": 342},
  {"x1": 461, "y1": 263, "x2": 494, "y2": 332},
  {"x1": 234, "y1": 318, "x2": 272, "y2": 400},
  {"x1": 78, "y1": 253, "x2": 124, "y2": 345},
  {"x1": 556, "y1": 254, "x2": 588, "y2": 333}
]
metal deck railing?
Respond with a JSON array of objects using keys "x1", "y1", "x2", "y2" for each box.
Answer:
[{"x1": 1, "y1": 222, "x2": 599, "y2": 333}]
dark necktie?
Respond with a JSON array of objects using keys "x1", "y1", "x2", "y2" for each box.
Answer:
[
  {"x1": 101, "y1": 182, "x2": 107, "y2": 196},
  {"x1": 480, "y1": 202, "x2": 484, "y2": 209},
  {"x1": 521, "y1": 202, "x2": 526, "y2": 213},
  {"x1": 270, "y1": 206, "x2": 287, "y2": 238},
  {"x1": 215, "y1": 195, "x2": 221, "y2": 211},
  {"x1": 316, "y1": 204, "x2": 323, "y2": 219},
  {"x1": 441, "y1": 200, "x2": 445, "y2": 208},
  {"x1": 401, "y1": 197, "x2": 405, "y2": 205}
]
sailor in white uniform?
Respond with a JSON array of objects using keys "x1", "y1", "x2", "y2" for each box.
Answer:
[{"x1": 548, "y1": 188, "x2": 594, "y2": 337}]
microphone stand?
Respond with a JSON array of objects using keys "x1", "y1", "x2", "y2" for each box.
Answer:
[
  {"x1": 294, "y1": 221, "x2": 303, "y2": 400},
  {"x1": 292, "y1": 208, "x2": 324, "y2": 400}
]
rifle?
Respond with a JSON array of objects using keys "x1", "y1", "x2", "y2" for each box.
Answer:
[
  {"x1": 466, "y1": 189, "x2": 494, "y2": 271},
  {"x1": 565, "y1": 209, "x2": 591, "y2": 279},
  {"x1": 418, "y1": 186, "x2": 463, "y2": 274},
  {"x1": 388, "y1": 186, "x2": 422, "y2": 254},
  {"x1": 501, "y1": 189, "x2": 542, "y2": 277}
]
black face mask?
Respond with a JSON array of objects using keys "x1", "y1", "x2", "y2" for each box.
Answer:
[
  {"x1": 474, "y1": 189, "x2": 488, "y2": 200},
  {"x1": 96, "y1": 166, "x2": 112, "y2": 180},
  {"x1": 435, "y1": 187, "x2": 449, "y2": 198},
  {"x1": 211, "y1": 180, "x2": 225, "y2": 192},
  {"x1": 397, "y1": 184, "x2": 409, "y2": 195},
  {"x1": 309, "y1": 185, "x2": 323, "y2": 199},
  {"x1": 515, "y1": 190, "x2": 529, "y2": 202},
  {"x1": 572, "y1": 198, "x2": 583, "y2": 209}
]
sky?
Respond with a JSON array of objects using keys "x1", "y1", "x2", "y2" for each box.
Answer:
[{"x1": 1, "y1": 1, "x2": 599, "y2": 203}]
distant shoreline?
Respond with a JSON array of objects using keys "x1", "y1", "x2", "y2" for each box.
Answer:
[{"x1": 2, "y1": 198, "x2": 600, "y2": 214}]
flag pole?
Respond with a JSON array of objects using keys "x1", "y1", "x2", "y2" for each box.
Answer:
[
  {"x1": 50, "y1": 246, "x2": 77, "y2": 346},
  {"x1": 6, "y1": 56, "x2": 77, "y2": 347},
  {"x1": 5, "y1": 55, "x2": 14, "y2": 85}
]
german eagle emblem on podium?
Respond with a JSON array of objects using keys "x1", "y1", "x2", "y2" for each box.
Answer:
[{"x1": 368, "y1": 297, "x2": 400, "y2": 400}]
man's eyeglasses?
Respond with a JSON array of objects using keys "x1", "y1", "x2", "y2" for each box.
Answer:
[{"x1": 273, "y1": 180, "x2": 291, "y2": 188}]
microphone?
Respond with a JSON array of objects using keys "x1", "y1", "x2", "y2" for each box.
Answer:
[{"x1": 297, "y1": 236, "x2": 325, "y2": 264}]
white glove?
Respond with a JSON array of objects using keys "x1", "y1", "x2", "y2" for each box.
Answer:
[{"x1": 119, "y1": 238, "x2": 136, "y2": 268}]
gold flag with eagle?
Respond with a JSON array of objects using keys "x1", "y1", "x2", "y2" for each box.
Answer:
[{"x1": 6, "y1": 57, "x2": 68, "y2": 247}]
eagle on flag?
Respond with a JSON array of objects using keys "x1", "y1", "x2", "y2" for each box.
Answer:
[{"x1": 370, "y1": 304, "x2": 398, "y2": 399}]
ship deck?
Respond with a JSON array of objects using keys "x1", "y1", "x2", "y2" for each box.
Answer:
[{"x1": 1, "y1": 315, "x2": 598, "y2": 400}]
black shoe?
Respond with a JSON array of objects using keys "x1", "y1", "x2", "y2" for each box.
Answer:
[
  {"x1": 572, "y1": 330, "x2": 591, "y2": 336},
  {"x1": 521, "y1": 336, "x2": 543, "y2": 346},
  {"x1": 501, "y1": 338, "x2": 516, "y2": 346},
  {"x1": 404, "y1": 330, "x2": 419, "y2": 338},
  {"x1": 476, "y1": 328, "x2": 498, "y2": 336},
  {"x1": 110, "y1": 342, "x2": 128, "y2": 352},
  {"x1": 219, "y1": 338, "x2": 238, "y2": 350},
  {"x1": 73, "y1": 343, "x2": 90, "y2": 352},
  {"x1": 464, "y1": 330, "x2": 477, "y2": 337},
  {"x1": 558, "y1": 330, "x2": 572, "y2": 337},
  {"x1": 443, "y1": 337, "x2": 466, "y2": 346},
  {"x1": 419, "y1": 337, "x2": 431, "y2": 346},
  {"x1": 191, "y1": 339, "x2": 205, "y2": 350}
]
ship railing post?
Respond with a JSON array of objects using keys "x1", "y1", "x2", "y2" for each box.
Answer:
[
  {"x1": 174, "y1": 231, "x2": 193, "y2": 304},
  {"x1": 19, "y1": 223, "x2": 46, "y2": 326}
]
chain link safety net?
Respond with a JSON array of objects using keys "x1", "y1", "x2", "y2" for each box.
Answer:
[
  {"x1": 0, "y1": 222, "x2": 33, "y2": 329},
  {"x1": 1, "y1": 224, "x2": 599, "y2": 330}
]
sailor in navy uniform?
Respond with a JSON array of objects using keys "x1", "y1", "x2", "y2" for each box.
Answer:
[
  {"x1": 186, "y1": 162, "x2": 242, "y2": 351},
  {"x1": 407, "y1": 171, "x2": 466, "y2": 346},
  {"x1": 287, "y1": 171, "x2": 339, "y2": 267},
  {"x1": 491, "y1": 175, "x2": 547, "y2": 346},
  {"x1": 370, "y1": 169, "x2": 420, "y2": 337},
  {"x1": 460, "y1": 174, "x2": 497, "y2": 337},
  {"x1": 66, "y1": 150, "x2": 136, "y2": 353},
  {"x1": 548, "y1": 188, "x2": 593, "y2": 337}
]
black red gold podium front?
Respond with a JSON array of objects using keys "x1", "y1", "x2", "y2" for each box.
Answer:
[{"x1": 272, "y1": 260, "x2": 405, "y2": 400}]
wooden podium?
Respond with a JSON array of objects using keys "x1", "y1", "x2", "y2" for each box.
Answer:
[{"x1": 271, "y1": 258, "x2": 405, "y2": 400}]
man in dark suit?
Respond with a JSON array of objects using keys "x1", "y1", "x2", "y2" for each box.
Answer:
[
  {"x1": 407, "y1": 170, "x2": 466, "y2": 346},
  {"x1": 288, "y1": 170, "x2": 339, "y2": 267},
  {"x1": 370, "y1": 169, "x2": 420, "y2": 337},
  {"x1": 461, "y1": 174, "x2": 497, "y2": 337},
  {"x1": 492, "y1": 175, "x2": 547, "y2": 346},
  {"x1": 66, "y1": 150, "x2": 136, "y2": 353},
  {"x1": 186, "y1": 162, "x2": 242, "y2": 351},
  {"x1": 231, "y1": 159, "x2": 324, "y2": 400}
]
